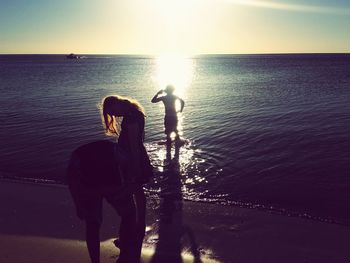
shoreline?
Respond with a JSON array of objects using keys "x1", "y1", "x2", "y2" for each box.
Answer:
[
  {"x1": 0, "y1": 176, "x2": 345, "y2": 226},
  {"x1": 1, "y1": 181, "x2": 350, "y2": 262}
]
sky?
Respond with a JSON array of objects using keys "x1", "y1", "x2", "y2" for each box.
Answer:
[{"x1": 0, "y1": 0, "x2": 350, "y2": 54}]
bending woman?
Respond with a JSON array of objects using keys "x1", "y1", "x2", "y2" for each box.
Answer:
[{"x1": 102, "y1": 95, "x2": 151, "y2": 263}]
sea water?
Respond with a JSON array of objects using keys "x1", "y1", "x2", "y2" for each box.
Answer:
[{"x1": 1, "y1": 54, "x2": 350, "y2": 223}]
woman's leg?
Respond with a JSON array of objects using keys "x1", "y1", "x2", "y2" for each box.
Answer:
[
  {"x1": 109, "y1": 193, "x2": 139, "y2": 263},
  {"x1": 133, "y1": 186, "x2": 146, "y2": 255},
  {"x1": 86, "y1": 221, "x2": 101, "y2": 263}
]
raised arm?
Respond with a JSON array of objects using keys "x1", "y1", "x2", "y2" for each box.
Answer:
[{"x1": 151, "y1": 90, "x2": 164, "y2": 103}]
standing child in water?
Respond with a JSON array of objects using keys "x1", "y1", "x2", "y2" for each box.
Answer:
[{"x1": 151, "y1": 85, "x2": 185, "y2": 144}]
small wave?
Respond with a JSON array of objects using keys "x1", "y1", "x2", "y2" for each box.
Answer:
[{"x1": 0, "y1": 171, "x2": 64, "y2": 186}]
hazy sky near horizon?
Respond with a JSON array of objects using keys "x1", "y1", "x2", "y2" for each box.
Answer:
[{"x1": 1, "y1": 0, "x2": 350, "y2": 54}]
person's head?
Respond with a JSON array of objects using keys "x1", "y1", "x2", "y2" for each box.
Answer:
[
  {"x1": 165, "y1": 85, "x2": 175, "y2": 94},
  {"x1": 101, "y1": 95, "x2": 145, "y2": 136}
]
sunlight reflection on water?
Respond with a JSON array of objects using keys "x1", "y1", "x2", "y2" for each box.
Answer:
[
  {"x1": 145, "y1": 139, "x2": 210, "y2": 200},
  {"x1": 148, "y1": 55, "x2": 210, "y2": 200},
  {"x1": 153, "y1": 55, "x2": 195, "y2": 98}
]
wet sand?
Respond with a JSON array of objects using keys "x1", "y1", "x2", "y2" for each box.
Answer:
[{"x1": 0, "y1": 181, "x2": 349, "y2": 263}]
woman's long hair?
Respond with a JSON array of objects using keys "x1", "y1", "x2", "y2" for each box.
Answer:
[{"x1": 101, "y1": 95, "x2": 145, "y2": 136}]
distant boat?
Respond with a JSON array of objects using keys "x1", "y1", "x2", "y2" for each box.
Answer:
[{"x1": 66, "y1": 53, "x2": 85, "y2": 59}]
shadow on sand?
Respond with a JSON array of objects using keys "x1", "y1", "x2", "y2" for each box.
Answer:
[{"x1": 149, "y1": 142, "x2": 202, "y2": 263}]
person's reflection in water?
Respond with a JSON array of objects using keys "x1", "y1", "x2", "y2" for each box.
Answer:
[{"x1": 151, "y1": 142, "x2": 202, "y2": 263}]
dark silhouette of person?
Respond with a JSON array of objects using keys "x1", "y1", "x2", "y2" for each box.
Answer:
[
  {"x1": 151, "y1": 85, "x2": 185, "y2": 144},
  {"x1": 68, "y1": 95, "x2": 153, "y2": 263}
]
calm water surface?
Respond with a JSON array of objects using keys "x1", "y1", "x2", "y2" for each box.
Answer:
[{"x1": 1, "y1": 54, "x2": 350, "y2": 223}]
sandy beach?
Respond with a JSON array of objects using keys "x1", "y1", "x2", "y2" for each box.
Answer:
[{"x1": 0, "y1": 181, "x2": 350, "y2": 263}]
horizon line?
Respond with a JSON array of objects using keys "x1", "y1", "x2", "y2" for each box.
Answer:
[{"x1": 1, "y1": 52, "x2": 350, "y2": 56}]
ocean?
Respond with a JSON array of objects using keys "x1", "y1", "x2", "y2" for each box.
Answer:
[{"x1": 1, "y1": 54, "x2": 350, "y2": 224}]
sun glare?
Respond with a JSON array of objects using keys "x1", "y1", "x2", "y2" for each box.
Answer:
[
  {"x1": 148, "y1": 0, "x2": 205, "y2": 55},
  {"x1": 221, "y1": 0, "x2": 350, "y2": 14},
  {"x1": 153, "y1": 55, "x2": 195, "y2": 97},
  {"x1": 152, "y1": 0, "x2": 199, "y2": 19}
]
